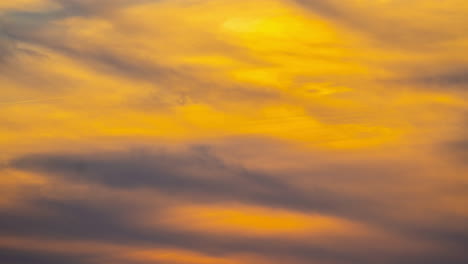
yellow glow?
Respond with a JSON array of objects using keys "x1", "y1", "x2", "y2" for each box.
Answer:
[
  {"x1": 2, "y1": 0, "x2": 464, "y2": 153},
  {"x1": 0, "y1": 0, "x2": 54, "y2": 11},
  {"x1": 125, "y1": 249, "x2": 242, "y2": 264},
  {"x1": 157, "y1": 204, "x2": 362, "y2": 237}
]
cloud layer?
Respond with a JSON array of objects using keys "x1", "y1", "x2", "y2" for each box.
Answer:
[{"x1": 1, "y1": 0, "x2": 467, "y2": 263}]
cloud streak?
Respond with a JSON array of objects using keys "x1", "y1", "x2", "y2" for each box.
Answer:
[{"x1": 8, "y1": 146, "x2": 468, "y2": 262}]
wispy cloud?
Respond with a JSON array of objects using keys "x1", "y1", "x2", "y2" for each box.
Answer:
[{"x1": 1, "y1": 0, "x2": 467, "y2": 263}]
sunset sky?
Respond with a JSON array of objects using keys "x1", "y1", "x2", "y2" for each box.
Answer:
[{"x1": 1, "y1": 0, "x2": 467, "y2": 263}]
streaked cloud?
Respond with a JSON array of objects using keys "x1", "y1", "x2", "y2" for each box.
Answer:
[{"x1": 0, "y1": 0, "x2": 467, "y2": 263}]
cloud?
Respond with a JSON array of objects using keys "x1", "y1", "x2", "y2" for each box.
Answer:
[
  {"x1": 0, "y1": 196, "x2": 376, "y2": 263},
  {"x1": 51, "y1": 0, "x2": 153, "y2": 16},
  {"x1": 9, "y1": 146, "x2": 468, "y2": 253},
  {"x1": 411, "y1": 67, "x2": 468, "y2": 89},
  {"x1": 0, "y1": 248, "x2": 91, "y2": 264},
  {"x1": 292, "y1": 0, "x2": 468, "y2": 49},
  {"x1": 1, "y1": 1, "x2": 279, "y2": 110},
  {"x1": 0, "y1": 193, "x2": 467, "y2": 264},
  {"x1": 441, "y1": 119, "x2": 468, "y2": 165},
  {"x1": 10, "y1": 147, "x2": 357, "y2": 215},
  {"x1": 1, "y1": 1, "x2": 468, "y2": 263},
  {"x1": 0, "y1": 37, "x2": 14, "y2": 63},
  {"x1": 447, "y1": 139, "x2": 468, "y2": 163}
]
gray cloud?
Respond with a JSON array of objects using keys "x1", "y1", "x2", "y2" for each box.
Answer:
[
  {"x1": 1, "y1": 3, "x2": 279, "y2": 108},
  {"x1": 1, "y1": 1, "x2": 467, "y2": 262},
  {"x1": 1, "y1": 142, "x2": 467, "y2": 263},
  {"x1": 448, "y1": 139, "x2": 468, "y2": 163},
  {"x1": 292, "y1": 0, "x2": 466, "y2": 49},
  {"x1": 9, "y1": 146, "x2": 468, "y2": 251},
  {"x1": 412, "y1": 68, "x2": 468, "y2": 89},
  {"x1": 0, "y1": 197, "x2": 379, "y2": 263},
  {"x1": 10, "y1": 147, "x2": 359, "y2": 215},
  {"x1": 0, "y1": 194, "x2": 467, "y2": 264},
  {"x1": 0, "y1": 248, "x2": 93, "y2": 264},
  {"x1": 52, "y1": 0, "x2": 151, "y2": 17},
  {"x1": 442, "y1": 119, "x2": 468, "y2": 165},
  {"x1": 0, "y1": 36, "x2": 14, "y2": 63}
]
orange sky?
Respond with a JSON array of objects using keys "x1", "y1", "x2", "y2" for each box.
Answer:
[{"x1": 1, "y1": 0, "x2": 467, "y2": 263}]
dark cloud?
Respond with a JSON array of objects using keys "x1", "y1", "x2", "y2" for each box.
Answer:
[
  {"x1": 0, "y1": 0, "x2": 181, "y2": 86},
  {"x1": 8, "y1": 147, "x2": 468, "y2": 251},
  {"x1": 52, "y1": 0, "x2": 142, "y2": 17},
  {"x1": 293, "y1": 0, "x2": 349, "y2": 21},
  {"x1": 0, "y1": 36, "x2": 14, "y2": 63},
  {"x1": 377, "y1": 62, "x2": 468, "y2": 93},
  {"x1": 442, "y1": 119, "x2": 468, "y2": 165},
  {"x1": 0, "y1": 248, "x2": 92, "y2": 264},
  {"x1": 0, "y1": 23, "x2": 37, "y2": 65},
  {"x1": 0, "y1": 196, "x2": 467, "y2": 264},
  {"x1": 448, "y1": 139, "x2": 468, "y2": 163},
  {"x1": 0, "y1": 197, "x2": 377, "y2": 263},
  {"x1": 10, "y1": 147, "x2": 361, "y2": 215},
  {"x1": 412, "y1": 68, "x2": 468, "y2": 89},
  {"x1": 1, "y1": 144, "x2": 466, "y2": 263},
  {"x1": 0, "y1": 13, "x2": 181, "y2": 80}
]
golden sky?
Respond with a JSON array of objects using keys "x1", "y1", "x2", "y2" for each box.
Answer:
[{"x1": 1, "y1": 0, "x2": 467, "y2": 263}]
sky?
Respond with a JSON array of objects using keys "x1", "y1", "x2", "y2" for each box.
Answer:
[{"x1": 0, "y1": 0, "x2": 467, "y2": 263}]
